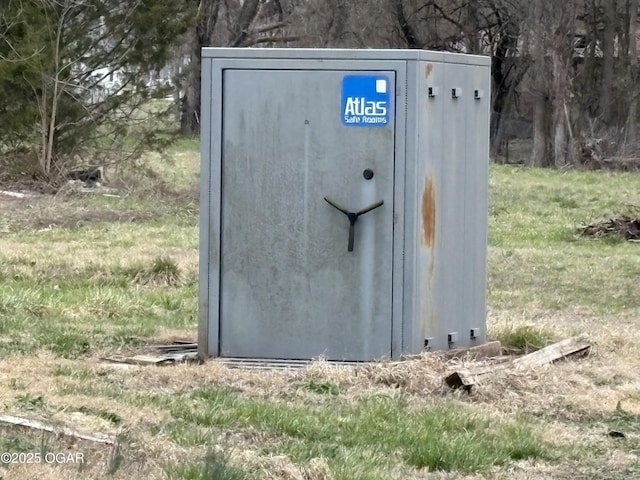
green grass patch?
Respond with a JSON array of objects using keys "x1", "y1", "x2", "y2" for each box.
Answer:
[
  {"x1": 488, "y1": 165, "x2": 640, "y2": 314},
  {"x1": 133, "y1": 388, "x2": 556, "y2": 477},
  {"x1": 134, "y1": 256, "x2": 182, "y2": 286},
  {"x1": 297, "y1": 379, "x2": 340, "y2": 396},
  {"x1": 74, "y1": 405, "x2": 123, "y2": 425},
  {"x1": 38, "y1": 326, "x2": 92, "y2": 359},
  {"x1": 404, "y1": 421, "x2": 545, "y2": 473},
  {"x1": 15, "y1": 392, "x2": 46, "y2": 411},
  {"x1": 165, "y1": 448, "x2": 251, "y2": 480},
  {"x1": 50, "y1": 365, "x2": 98, "y2": 380},
  {"x1": 606, "y1": 407, "x2": 640, "y2": 435},
  {"x1": 0, "y1": 274, "x2": 197, "y2": 357},
  {"x1": 490, "y1": 324, "x2": 555, "y2": 352},
  {"x1": 0, "y1": 435, "x2": 38, "y2": 453},
  {"x1": 489, "y1": 165, "x2": 640, "y2": 248}
]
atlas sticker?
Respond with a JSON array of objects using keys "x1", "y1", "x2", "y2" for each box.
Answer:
[{"x1": 341, "y1": 75, "x2": 391, "y2": 127}]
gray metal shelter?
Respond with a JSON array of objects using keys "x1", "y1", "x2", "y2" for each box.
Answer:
[{"x1": 199, "y1": 48, "x2": 490, "y2": 361}]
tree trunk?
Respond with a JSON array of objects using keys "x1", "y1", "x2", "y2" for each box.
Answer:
[
  {"x1": 490, "y1": 15, "x2": 527, "y2": 159},
  {"x1": 529, "y1": 0, "x2": 552, "y2": 167},
  {"x1": 325, "y1": 0, "x2": 347, "y2": 46},
  {"x1": 552, "y1": 51, "x2": 571, "y2": 167},
  {"x1": 553, "y1": 107, "x2": 567, "y2": 167},
  {"x1": 532, "y1": 93, "x2": 549, "y2": 167},
  {"x1": 465, "y1": 1, "x2": 481, "y2": 54},
  {"x1": 180, "y1": 0, "x2": 220, "y2": 136},
  {"x1": 180, "y1": 66, "x2": 200, "y2": 136},
  {"x1": 625, "y1": 0, "x2": 638, "y2": 148},
  {"x1": 180, "y1": 0, "x2": 270, "y2": 135},
  {"x1": 231, "y1": 0, "x2": 260, "y2": 46},
  {"x1": 394, "y1": 0, "x2": 421, "y2": 48},
  {"x1": 600, "y1": 0, "x2": 616, "y2": 123}
]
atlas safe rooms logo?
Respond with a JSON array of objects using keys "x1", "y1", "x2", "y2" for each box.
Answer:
[{"x1": 341, "y1": 75, "x2": 391, "y2": 127}]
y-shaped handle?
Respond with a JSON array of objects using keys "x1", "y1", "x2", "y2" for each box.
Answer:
[
  {"x1": 356, "y1": 200, "x2": 384, "y2": 216},
  {"x1": 324, "y1": 197, "x2": 384, "y2": 252}
]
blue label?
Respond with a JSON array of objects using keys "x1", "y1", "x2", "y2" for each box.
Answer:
[{"x1": 341, "y1": 75, "x2": 391, "y2": 127}]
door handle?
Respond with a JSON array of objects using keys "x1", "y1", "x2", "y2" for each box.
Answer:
[{"x1": 324, "y1": 197, "x2": 384, "y2": 252}]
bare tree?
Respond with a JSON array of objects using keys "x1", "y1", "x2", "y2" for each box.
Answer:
[
  {"x1": 485, "y1": 0, "x2": 530, "y2": 158},
  {"x1": 600, "y1": 0, "x2": 617, "y2": 123},
  {"x1": 624, "y1": 0, "x2": 639, "y2": 149},
  {"x1": 523, "y1": 0, "x2": 581, "y2": 167},
  {"x1": 36, "y1": 0, "x2": 75, "y2": 175},
  {"x1": 6, "y1": 0, "x2": 640, "y2": 171},
  {"x1": 180, "y1": 0, "x2": 303, "y2": 135}
]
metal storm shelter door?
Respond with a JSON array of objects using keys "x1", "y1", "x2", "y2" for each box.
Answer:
[{"x1": 219, "y1": 68, "x2": 396, "y2": 360}]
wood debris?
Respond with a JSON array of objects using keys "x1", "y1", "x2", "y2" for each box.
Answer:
[
  {"x1": 445, "y1": 334, "x2": 592, "y2": 390},
  {"x1": 0, "y1": 414, "x2": 115, "y2": 445},
  {"x1": 581, "y1": 216, "x2": 640, "y2": 240},
  {"x1": 0, "y1": 190, "x2": 36, "y2": 199},
  {"x1": 102, "y1": 341, "x2": 198, "y2": 366}
]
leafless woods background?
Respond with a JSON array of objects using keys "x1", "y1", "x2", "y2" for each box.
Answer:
[{"x1": 180, "y1": 0, "x2": 640, "y2": 169}]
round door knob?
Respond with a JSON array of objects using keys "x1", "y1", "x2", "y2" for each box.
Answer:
[{"x1": 363, "y1": 169, "x2": 374, "y2": 180}]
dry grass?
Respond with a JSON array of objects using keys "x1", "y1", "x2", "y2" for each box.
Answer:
[
  {"x1": 1, "y1": 347, "x2": 638, "y2": 479},
  {"x1": 2, "y1": 162, "x2": 640, "y2": 479}
]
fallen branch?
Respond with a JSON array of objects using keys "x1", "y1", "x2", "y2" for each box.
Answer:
[
  {"x1": 0, "y1": 414, "x2": 115, "y2": 445},
  {"x1": 0, "y1": 190, "x2": 34, "y2": 199},
  {"x1": 581, "y1": 216, "x2": 640, "y2": 240},
  {"x1": 445, "y1": 334, "x2": 591, "y2": 390}
]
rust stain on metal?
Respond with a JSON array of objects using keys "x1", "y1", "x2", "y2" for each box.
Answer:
[
  {"x1": 428, "y1": 311, "x2": 436, "y2": 337},
  {"x1": 425, "y1": 63, "x2": 433, "y2": 78},
  {"x1": 421, "y1": 177, "x2": 436, "y2": 247},
  {"x1": 428, "y1": 255, "x2": 434, "y2": 288}
]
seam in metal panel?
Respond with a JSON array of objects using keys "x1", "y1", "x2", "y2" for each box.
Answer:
[
  {"x1": 396, "y1": 62, "x2": 409, "y2": 353},
  {"x1": 402, "y1": 66, "x2": 408, "y2": 352},
  {"x1": 391, "y1": 68, "x2": 400, "y2": 357},
  {"x1": 217, "y1": 68, "x2": 226, "y2": 356}
]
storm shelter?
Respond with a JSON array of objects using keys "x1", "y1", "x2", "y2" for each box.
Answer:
[{"x1": 199, "y1": 48, "x2": 491, "y2": 361}]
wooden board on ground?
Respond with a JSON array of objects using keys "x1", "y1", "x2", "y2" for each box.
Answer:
[
  {"x1": 445, "y1": 334, "x2": 592, "y2": 390},
  {"x1": 101, "y1": 346, "x2": 199, "y2": 366},
  {"x1": 512, "y1": 334, "x2": 591, "y2": 368},
  {"x1": 0, "y1": 414, "x2": 115, "y2": 445}
]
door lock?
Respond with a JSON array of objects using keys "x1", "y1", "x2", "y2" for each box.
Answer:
[{"x1": 324, "y1": 197, "x2": 384, "y2": 252}]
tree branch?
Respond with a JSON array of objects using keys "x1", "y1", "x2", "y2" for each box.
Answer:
[{"x1": 394, "y1": 0, "x2": 422, "y2": 48}]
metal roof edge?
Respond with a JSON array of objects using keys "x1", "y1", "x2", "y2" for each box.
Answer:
[{"x1": 201, "y1": 47, "x2": 490, "y2": 66}]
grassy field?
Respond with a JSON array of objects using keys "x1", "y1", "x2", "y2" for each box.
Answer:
[{"x1": 1, "y1": 146, "x2": 640, "y2": 479}]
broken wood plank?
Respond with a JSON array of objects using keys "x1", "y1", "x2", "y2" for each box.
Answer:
[
  {"x1": 150, "y1": 340, "x2": 197, "y2": 350},
  {"x1": 123, "y1": 354, "x2": 174, "y2": 365},
  {"x1": 102, "y1": 354, "x2": 172, "y2": 365},
  {"x1": 152, "y1": 343, "x2": 198, "y2": 352},
  {"x1": 512, "y1": 333, "x2": 591, "y2": 369},
  {"x1": 164, "y1": 352, "x2": 200, "y2": 362},
  {"x1": 0, "y1": 190, "x2": 33, "y2": 199},
  {"x1": 102, "y1": 351, "x2": 199, "y2": 366},
  {"x1": 0, "y1": 414, "x2": 115, "y2": 445},
  {"x1": 445, "y1": 334, "x2": 592, "y2": 390},
  {"x1": 445, "y1": 363, "x2": 510, "y2": 390},
  {"x1": 97, "y1": 362, "x2": 141, "y2": 370}
]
